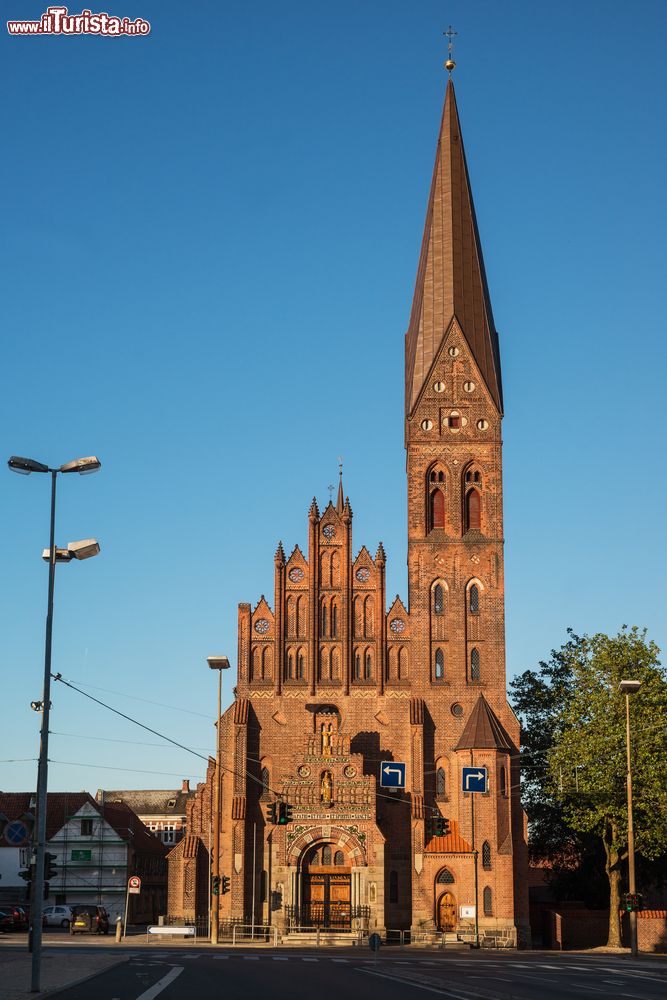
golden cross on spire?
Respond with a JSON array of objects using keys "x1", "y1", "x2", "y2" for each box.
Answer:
[{"x1": 444, "y1": 25, "x2": 457, "y2": 73}]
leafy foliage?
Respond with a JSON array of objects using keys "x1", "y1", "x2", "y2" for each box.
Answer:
[{"x1": 510, "y1": 627, "x2": 667, "y2": 945}]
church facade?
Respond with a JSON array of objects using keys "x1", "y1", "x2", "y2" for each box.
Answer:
[{"x1": 168, "y1": 74, "x2": 529, "y2": 946}]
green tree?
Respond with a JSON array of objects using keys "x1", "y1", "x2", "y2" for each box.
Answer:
[
  {"x1": 548, "y1": 628, "x2": 667, "y2": 946},
  {"x1": 512, "y1": 627, "x2": 667, "y2": 948}
]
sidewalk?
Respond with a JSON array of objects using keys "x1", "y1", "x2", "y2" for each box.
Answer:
[{"x1": 0, "y1": 950, "x2": 126, "y2": 1000}]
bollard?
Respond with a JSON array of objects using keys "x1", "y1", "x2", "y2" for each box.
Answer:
[{"x1": 115, "y1": 915, "x2": 122, "y2": 943}]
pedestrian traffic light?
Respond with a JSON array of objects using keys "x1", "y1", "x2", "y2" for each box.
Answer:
[
  {"x1": 266, "y1": 802, "x2": 278, "y2": 824},
  {"x1": 221, "y1": 875, "x2": 230, "y2": 894},
  {"x1": 43, "y1": 881, "x2": 50, "y2": 900},
  {"x1": 433, "y1": 815, "x2": 449, "y2": 837},
  {"x1": 625, "y1": 892, "x2": 643, "y2": 913},
  {"x1": 45, "y1": 853, "x2": 58, "y2": 880},
  {"x1": 212, "y1": 875, "x2": 221, "y2": 896},
  {"x1": 18, "y1": 866, "x2": 34, "y2": 883}
]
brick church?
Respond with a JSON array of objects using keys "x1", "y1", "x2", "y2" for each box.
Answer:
[{"x1": 168, "y1": 68, "x2": 530, "y2": 946}]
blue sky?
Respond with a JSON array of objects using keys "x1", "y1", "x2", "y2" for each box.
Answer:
[{"x1": 2, "y1": 0, "x2": 666, "y2": 794}]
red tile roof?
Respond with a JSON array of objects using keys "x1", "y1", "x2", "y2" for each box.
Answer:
[{"x1": 424, "y1": 818, "x2": 473, "y2": 854}]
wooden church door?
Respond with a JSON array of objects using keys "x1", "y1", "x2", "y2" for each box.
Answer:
[{"x1": 437, "y1": 891, "x2": 457, "y2": 932}]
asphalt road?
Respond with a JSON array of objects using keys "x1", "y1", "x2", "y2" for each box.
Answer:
[{"x1": 50, "y1": 948, "x2": 667, "y2": 1000}]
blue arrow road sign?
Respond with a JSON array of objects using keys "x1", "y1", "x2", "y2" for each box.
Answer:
[
  {"x1": 380, "y1": 762, "x2": 406, "y2": 788},
  {"x1": 462, "y1": 766, "x2": 488, "y2": 793}
]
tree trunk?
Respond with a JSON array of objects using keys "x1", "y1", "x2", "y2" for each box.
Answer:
[
  {"x1": 607, "y1": 861, "x2": 622, "y2": 947},
  {"x1": 602, "y1": 822, "x2": 625, "y2": 948}
]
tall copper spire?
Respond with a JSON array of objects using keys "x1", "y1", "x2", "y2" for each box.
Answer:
[{"x1": 405, "y1": 78, "x2": 503, "y2": 417}]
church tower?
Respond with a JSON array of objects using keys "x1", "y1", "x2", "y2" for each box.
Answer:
[{"x1": 167, "y1": 60, "x2": 529, "y2": 948}]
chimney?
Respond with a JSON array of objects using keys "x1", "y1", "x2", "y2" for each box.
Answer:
[{"x1": 182, "y1": 779, "x2": 190, "y2": 793}]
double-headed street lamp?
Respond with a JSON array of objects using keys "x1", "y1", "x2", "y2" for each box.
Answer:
[
  {"x1": 207, "y1": 655, "x2": 230, "y2": 944},
  {"x1": 8, "y1": 455, "x2": 101, "y2": 993},
  {"x1": 619, "y1": 678, "x2": 641, "y2": 959}
]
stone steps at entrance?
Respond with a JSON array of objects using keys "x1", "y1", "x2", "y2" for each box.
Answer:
[{"x1": 284, "y1": 933, "x2": 365, "y2": 947}]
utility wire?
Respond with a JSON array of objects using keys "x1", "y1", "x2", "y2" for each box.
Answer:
[
  {"x1": 51, "y1": 730, "x2": 211, "y2": 752},
  {"x1": 50, "y1": 759, "x2": 205, "y2": 779},
  {"x1": 55, "y1": 674, "x2": 211, "y2": 719}
]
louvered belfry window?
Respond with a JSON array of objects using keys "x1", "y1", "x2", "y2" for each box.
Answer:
[
  {"x1": 466, "y1": 489, "x2": 481, "y2": 531},
  {"x1": 431, "y1": 489, "x2": 445, "y2": 529}
]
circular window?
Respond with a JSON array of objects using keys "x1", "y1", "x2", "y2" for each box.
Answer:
[
  {"x1": 448, "y1": 346, "x2": 460, "y2": 357},
  {"x1": 322, "y1": 524, "x2": 336, "y2": 540},
  {"x1": 254, "y1": 619, "x2": 270, "y2": 634},
  {"x1": 434, "y1": 381, "x2": 446, "y2": 393},
  {"x1": 476, "y1": 419, "x2": 489, "y2": 431},
  {"x1": 421, "y1": 419, "x2": 433, "y2": 431},
  {"x1": 463, "y1": 381, "x2": 476, "y2": 393},
  {"x1": 451, "y1": 703, "x2": 464, "y2": 718},
  {"x1": 288, "y1": 567, "x2": 304, "y2": 583},
  {"x1": 389, "y1": 618, "x2": 405, "y2": 634},
  {"x1": 356, "y1": 567, "x2": 370, "y2": 583}
]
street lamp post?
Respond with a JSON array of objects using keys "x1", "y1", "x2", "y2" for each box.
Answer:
[
  {"x1": 8, "y1": 455, "x2": 100, "y2": 993},
  {"x1": 207, "y1": 655, "x2": 230, "y2": 944},
  {"x1": 619, "y1": 678, "x2": 641, "y2": 959}
]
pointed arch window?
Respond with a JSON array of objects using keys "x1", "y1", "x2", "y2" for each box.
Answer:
[
  {"x1": 297, "y1": 652, "x2": 305, "y2": 680},
  {"x1": 398, "y1": 646, "x2": 408, "y2": 681},
  {"x1": 321, "y1": 603, "x2": 327, "y2": 637},
  {"x1": 331, "y1": 602, "x2": 338, "y2": 638},
  {"x1": 483, "y1": 886, "x2": 493, "y2": 916},
  {"x1": 260, "y1": 767, "x2": 270, "y2": 799},
  {"x1": 466, "y1": 489, "x2": 481, "y2": 531},
  {"x1": 469, "y1": 584, "x2": 479, "y2": 615},
  {"x1": 482, "y1": 841, "x2": 491, "y2": 870},
  {"x1": 364, "y1": 650, "x2": 372, "y2": 680},
  {"x1": 435, "y1": 648, "x2": 445, "y2": 681},
  {"x1": 430, "y1": 488, "x2": 445, "y2": 530},
  {"x1": 436, "y1": 867, "x2": 455, "y2": 884},
  {"x1": 354, "y1": 652, "x2": 361, "y2": 680},
  {"x1": 436, "y1": 767, "x2": 447, "y2": 799},
  {"x1": 433, "y1": 583, "x2": 444, "y2": 615},
  {"x1": 322, "y1": 845, "x2": 332, "y2": 865},
  {"x1": 470, "y1": 647, "x2": 480, "y2": 682},
  {"x1": 389, "y1": 870, "x2": 398, "y2": 904},
  {"x1": 331, "y1": 648, "x2": 339, "y2": 681},
  {"x1": 286, "y1": 652, "x2": 294, "y2": 680}
]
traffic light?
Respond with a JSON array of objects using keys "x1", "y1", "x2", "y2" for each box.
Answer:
[
  {"x1": 44, "y1": 881, "x2": 50, "y2": 900},
  {"x1": 433, "y1": 814, "x2": 449, "y2": 837},
  {"x1": 625, "y1": 892, "x2": 643, "y2": 913},
  {"x1": 18, "y1": 864, "x2": 34, "y2": 900},
  {"x1": 45, "y1": 853, "x2": 58, "y2": 880},
  {"x1": 212, "y1": 875, "x2": 221, "y2": 896},
  {"x1": 266, "y1": 802, "x2": 278, "y2": 824},
  {"x1": 276, "y1": 802, "x2": 292, "y2": 825},
  {"x1": 221, "y1": 875, "x2": 230, "y2": 894}
]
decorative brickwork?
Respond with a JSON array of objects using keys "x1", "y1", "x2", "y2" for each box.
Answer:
[{"x1": 168, "y1": 75, "x2": 529, "y2": 945}]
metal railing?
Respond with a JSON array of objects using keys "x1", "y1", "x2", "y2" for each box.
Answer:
[
  {"x1": 285, "y1": 904, "x2": 370, "y2": 931},
  {"x1": 231, "y1": 923, "x2": 279, "y2": 946}
]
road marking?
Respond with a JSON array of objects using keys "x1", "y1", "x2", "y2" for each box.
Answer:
[
  {"x1": 213, "y1": 955, "x2": 229, "y2": 959},
  {"x1": 355, "y1": 968, "x2": 480, "y2": 999},
  {"x1": 302, "y1": 957, "x2": 318, "y2": 961},
  {"x1": 243, "y1": 955, "x2": 260, "y2": 960},
  {"x1": 331, "y1": 958, "x2": 349, "y2": 962},
  {"x1": 571, "y1": 984, "x2": 609, "y2": 994},
  {"x1": 135, "y1": 967, "x2": 184, "y2": 1000},
  {"x1": 273, "y1": 957, "x2": 289, "y2": 961}
]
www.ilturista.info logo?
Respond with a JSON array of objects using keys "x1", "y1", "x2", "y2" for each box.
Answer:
[{"x1": 7, "y1": 6, "x2": 150, "y2": 35}]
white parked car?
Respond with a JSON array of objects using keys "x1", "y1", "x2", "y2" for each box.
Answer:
[{"x1": 42, "y1": 905, "x2": 74, "y2": 928}]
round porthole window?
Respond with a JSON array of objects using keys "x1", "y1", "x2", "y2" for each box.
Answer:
[
  {"x1": 463, "y1": 381, "x2": 476, "y2": 393},
  {"x1": 448, "y1": 346, "x2": 460, "y2": 357},
  {"x1": 434, "y1": 381, "x2": 446, "y2": 393},
  {"x1": 421, "y1": 419, "x2": 433, "y2": 431},
  {"x1": 451, "y1": 703, "x2": 464, "y2": 718},
  {"x1": 476, "y1": 419, "x2": 489, "y2": 431}
]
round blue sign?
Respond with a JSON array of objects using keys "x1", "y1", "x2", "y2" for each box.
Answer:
[{"x1": 5, "y1": 820, "x2": 29, "y2": 845}]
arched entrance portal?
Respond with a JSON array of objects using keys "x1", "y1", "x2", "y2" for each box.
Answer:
[
  {"x1": 437, "y1": 891, "x2": 457, "y2": 932},
  {"x1": 301, "y1": 843, "x2": 351, "y2": 930}
]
